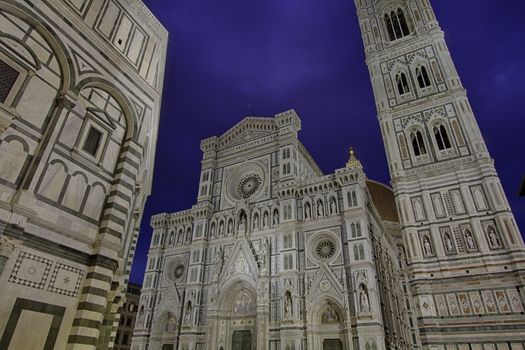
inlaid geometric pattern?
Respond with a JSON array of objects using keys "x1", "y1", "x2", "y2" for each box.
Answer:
[
  {"x1": 47, "y1": 262, "x2": 85, "y2": 298},
  {"x1": 8, "y1": 251, "x2": 53, "y2": 290}
]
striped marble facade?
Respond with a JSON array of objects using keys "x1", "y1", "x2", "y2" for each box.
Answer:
[{"x1": 0, "y1": 1, "x2": 167, "y2": 349}]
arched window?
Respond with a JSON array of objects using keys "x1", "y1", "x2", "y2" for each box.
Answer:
[
  {"x1": 416, "y1": 66, "x2": 432, "y2": 88},
  {"x1": 354, "y1": 244, "x2": 365, "y2": 261},
  {"x1": 384, "y1": 9, "x2": 410, "y2": 41},
  {"x1": 410, "y1": 131, "x2": 427, "y2": 156},
  {"x1": 396, "y1": 73, "x2": 410, "y2": 95},
  {"x1": 397, "y1": 9, "x2": 410, "y2": 36},
  {"x1": 356, "y1": 222, "x2": 362, "y2": 237},
  {"x1": 384, "y1": 14, "x2": 395, "y2": 41},
  {"x1": 434, "y1": 124, "x2": 452, "y2": 150},
  {"x1": 351, "y1": 223, "x2": 357, "y2": 238},
  {"x1": 352, "y1": 191, "x2": 358, "y2": 207}
]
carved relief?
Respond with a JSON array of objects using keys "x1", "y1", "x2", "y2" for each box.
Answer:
[{"x1": 0, "y1": 235, "x2": 21, "y2": 257}]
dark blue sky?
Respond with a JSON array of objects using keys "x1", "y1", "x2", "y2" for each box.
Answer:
[{"x1": 130, "y1": 0, "x2": 525, "y2": 285}]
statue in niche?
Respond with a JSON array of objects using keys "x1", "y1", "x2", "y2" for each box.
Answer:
[
  {"x1": 423, "y1": 236, "x2": 433, "y2": 256},
  {"x1": 273, "y1": 211, "x2": 279, "y2": 226},
  {"x1": 317, "y1": 201, "x2": 323, "y2": 217},
  {"x1": 443, "y1": 232, "x2": 453, "y2": 252},
  {"x1": 227, "y1": 220, "x2": 233, "y2": 235},
  {"x1": 321, "y1": 305, "x2": 339, "y2": 323},
  {"x1": 284, "y1": 292, "x2": 293, "y2": 318},
  {"x1": 165, "y1": 315, "x2": 176, "y2": 331},
  {"x1": 184, "y1": 301, "x2": 192, "y2": 324},
  {"x1": 259, "y1": 238, "x2": 269, "y2": 272},
  {"x1": 488, "y1": 226, "x2": 501, "y2": 247},
  {"x1": 330, "y1": 198, "x2": 337, "y2": 214},
  {"x1": 359, "y1": 284, "x2": 370, "y2": 313},
  {"x1": 253, "y1": 214, "x2": 259, "y2": 231},
  {"x1": 238, "y1": 212, "x2": 246, "y2": 236},
  {"x1": 210, "y1": 223, "x2": 216, "y2": 238},
  {"x1": 138, "y1": 305, "x2": 145, "y2": 322},
  {"x1": 216, "y1": 246, "x2": 225, "y2": 276},
  {"x1": 219, "y1": 221, "x2": 224, "y2": 236},
  {"x1": 465, "y1": 230, "x2": 476, "y2": 250},
  {"x1": 263, "y1": 212, "x2": 269, "y2": 228},
  {"x1": 304, "y1": 203, "x2": 311, "y2": 219}
]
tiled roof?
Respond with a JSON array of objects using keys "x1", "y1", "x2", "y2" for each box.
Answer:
[{"x1": 366, "y1": 180, "x2": 399, "y2": 223}]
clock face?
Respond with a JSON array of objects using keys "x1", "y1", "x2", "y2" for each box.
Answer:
[{"x1": 320, "y1": 279, "x2": 331, "y2": 292}]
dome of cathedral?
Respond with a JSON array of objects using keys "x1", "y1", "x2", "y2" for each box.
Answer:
[{"x1": 366, "y1": 180, "x2": 399, "y2": 223}]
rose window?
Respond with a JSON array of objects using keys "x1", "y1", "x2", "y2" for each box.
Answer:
[
  {"x1": 238, "y1": 174, "x2": 262, "y2": 199},
  {"x1": 172, "y1": 264, "x2": 185, "y2": 280},
  {"x1": 316, "y1": 240, "x2": 336, "y2": 260}
]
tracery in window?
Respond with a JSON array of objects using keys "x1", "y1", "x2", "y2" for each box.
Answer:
[
  {"x1": 354, "y1": 244, "x2": 365, "y2": 261},
  {"x1": 396, "y1": 72, "x2": 410, "y2": 95},
  {"x1": 410, "y1": 130, "x2": 427, "y2": 156},
  {"x1": 384, "y1": 9, "x2": 410, "y2": 41},
  {"x1": 416, "y1": 66, "x2": 431, "y2": 88},
  {"x1": 0, "y1": 59, "x2": 20, "y2": 103},
  {"x1": 283, "y1": 254, "x2": 293, "y2": 270},
  {"x1": 433, "y1": 124, "x2": 452, "y2": 150}
]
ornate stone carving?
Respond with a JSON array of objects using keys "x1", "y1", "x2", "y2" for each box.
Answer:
[{"x1": 0, "y1": 235, "x2": 21, "y2": 257}]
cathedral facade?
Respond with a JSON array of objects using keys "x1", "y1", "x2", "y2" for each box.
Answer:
[
  {"x1": 0, "y1": 0, "x2": 167, "y2": 349},
  {"x1": 134, "y1": 110, "x2": 414, "y2": 350},
  {"x1": 134, "y1": 0, "x2": 525, "y2": 350}
]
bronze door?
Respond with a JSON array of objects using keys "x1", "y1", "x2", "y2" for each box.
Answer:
[
  {"x1": 232, "y1": 330, "x2": 251, "y2": 350},
  {"x1": 323, "y1": 339, "x2": 343, "y2": 350}
]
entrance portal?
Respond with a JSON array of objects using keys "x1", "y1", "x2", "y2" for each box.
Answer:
[
  {"x1": 323, "y1": 339, "x2": 343, "y2": 350},
  {"x1": 232, "y1": 330, "x2": 252, "y2": 350}
]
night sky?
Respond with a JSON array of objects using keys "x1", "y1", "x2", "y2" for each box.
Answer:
[{"x1": 130, "y1": 0, "x2": 525, "y2": 285}]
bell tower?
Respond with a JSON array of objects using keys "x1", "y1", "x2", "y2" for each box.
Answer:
[{"x1": 355, "y1": 0, "x2": 525, "y2": 347}]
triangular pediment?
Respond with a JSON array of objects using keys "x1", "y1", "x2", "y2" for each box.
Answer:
[
  {"x1": 217, "y1": 117, "x2": 278, "y2": 150},
  {"x1": 308, "y1": 264, "x2": 344, "y2": 300},
  {"x1": 219, "y1": 239, "x2": 259, "y2": 286}
]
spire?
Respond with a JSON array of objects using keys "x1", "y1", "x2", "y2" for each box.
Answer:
[{"x1": 346, "y1": 147, "x2": 362, "y2": 168}]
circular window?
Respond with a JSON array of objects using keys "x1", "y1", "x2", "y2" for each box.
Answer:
[
  {"x1": 238, "y1": 174, "x2": 262, "y2": 199},
  {"x1": 316, "y1": 239, "x2": 336, "y2": 260},
  {"x1": 167, "y1": 262, "x2": 185, "y2": 282},
  {"x1": 173, "y1": 264, "x2": 185, "y2": 279}
]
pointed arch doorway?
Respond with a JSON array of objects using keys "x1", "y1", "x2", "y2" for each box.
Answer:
[
  {"x1": 217, "y1": 282, "x2": 257, "y2": 350},
  {"x1": 307, "y1": 299, "x2": 348, "y2": 350}
]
